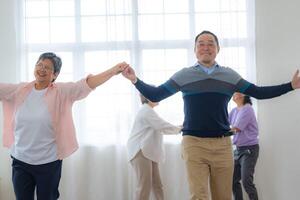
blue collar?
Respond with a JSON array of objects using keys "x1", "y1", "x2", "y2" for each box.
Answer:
[{"x1": 193, "y1": 62, "x2": 219, "y2": 74}]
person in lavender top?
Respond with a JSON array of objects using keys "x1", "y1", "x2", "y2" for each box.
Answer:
[{"x1": 229, "y1": 92, "x2": 259, "y2": 200}]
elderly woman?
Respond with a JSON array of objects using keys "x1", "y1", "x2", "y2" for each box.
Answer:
[
  {"x1": 127, "y1": 94, "x2": 182, "y2": 200},
  {"x1": 0, "y1": 52, "x2": 128, "y2": 200}
]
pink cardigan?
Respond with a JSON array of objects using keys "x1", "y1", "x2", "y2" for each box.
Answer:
[{"x1": 0, "y1": 78, "x2": 93, "y2": 159}]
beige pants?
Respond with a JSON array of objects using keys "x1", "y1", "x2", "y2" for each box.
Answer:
[
  {"x1": 130, "y1": 150, "x2": 164, "y2": 200},
  {"x1": 182, "y1": 135, "x2": 234, "y2": 200}
]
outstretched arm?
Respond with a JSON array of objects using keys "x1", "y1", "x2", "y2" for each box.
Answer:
[
  {"x1": 243, "y1": 82, "x2": 293, "y2": 99},
  {"x1": 237, "y1": 70, "x2": 299, "y2": 99},
  {"x1": 0, "y1": 83, "x2": 21, "y2": 101},
  {"x1": 87, "y1": 62, "x2": 129, "y2": 89},
  {"x1": 122, "y1": 66, "x2": 178, "y2": 102}
]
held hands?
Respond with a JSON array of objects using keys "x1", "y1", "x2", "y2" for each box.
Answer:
[
  {"x1": 111, "y1": 62, "x2": 130, "y2": 75},
  {"x1": 86, "y1": 62, "x2": 129, "y2": 89},
  {"x1": 112, "y1": 62, "x2": 137, "y2": 84},
  {"x1": 291, "y1": 69, "x2": 300, "y2": 89},
  {"x1": 122, "y1": 66, "x2": 137, "y2": 84},
  {"x1": 231, "y1": 127, "x2": 240, "y2": 134}
]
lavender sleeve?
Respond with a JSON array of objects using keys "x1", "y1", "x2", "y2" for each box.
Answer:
[{"x1": 232, "y1": 105, "x2": 255, "y2": 131}]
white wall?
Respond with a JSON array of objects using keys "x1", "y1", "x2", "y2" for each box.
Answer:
[
  {"x1": 255, "y1": 0, "x2": 300, "y2": 199},
  {"x1": 0, "y1": 0, "x2": 18, "y2": 199}
]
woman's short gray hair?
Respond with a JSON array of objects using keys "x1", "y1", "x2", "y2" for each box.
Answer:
[{"x1": 37, "y1": 52, "x2": 62, "y2": 73}]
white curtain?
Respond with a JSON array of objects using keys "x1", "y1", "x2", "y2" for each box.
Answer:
[
  {"x1": 2, "y1": 0, "x2": 256, "y2": 199},
  {"x1": 59, "y1": 143, "x2": 188, "y2": 200}
]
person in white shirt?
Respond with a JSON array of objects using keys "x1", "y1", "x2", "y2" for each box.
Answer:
[{"x1": 127, "y1": 94, "x2": 182, "y2": 200}]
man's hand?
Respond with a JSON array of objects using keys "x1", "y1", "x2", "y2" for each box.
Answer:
[
  {"x1": 122, "y1": 66, "x2": 137, "y2": 84},
  {"x1": 291, "y1": 69, "x2": 300, "y2": 89}
]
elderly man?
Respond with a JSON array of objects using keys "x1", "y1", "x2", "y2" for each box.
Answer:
[{"x1": 122, "y1": 31, "x2": 300, "y2": 200}]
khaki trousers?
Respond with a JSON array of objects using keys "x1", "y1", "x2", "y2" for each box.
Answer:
[
  {"x1": 182, "y1": 135, "x2": 234, "y2": 200},
  {"x1": 130, "y1": 150, "x2": 164, "y2": 200}
]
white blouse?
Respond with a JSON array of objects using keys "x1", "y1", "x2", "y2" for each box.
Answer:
[{"x1": 127, "y1": 104, "x2": 181, "y2": 163}]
